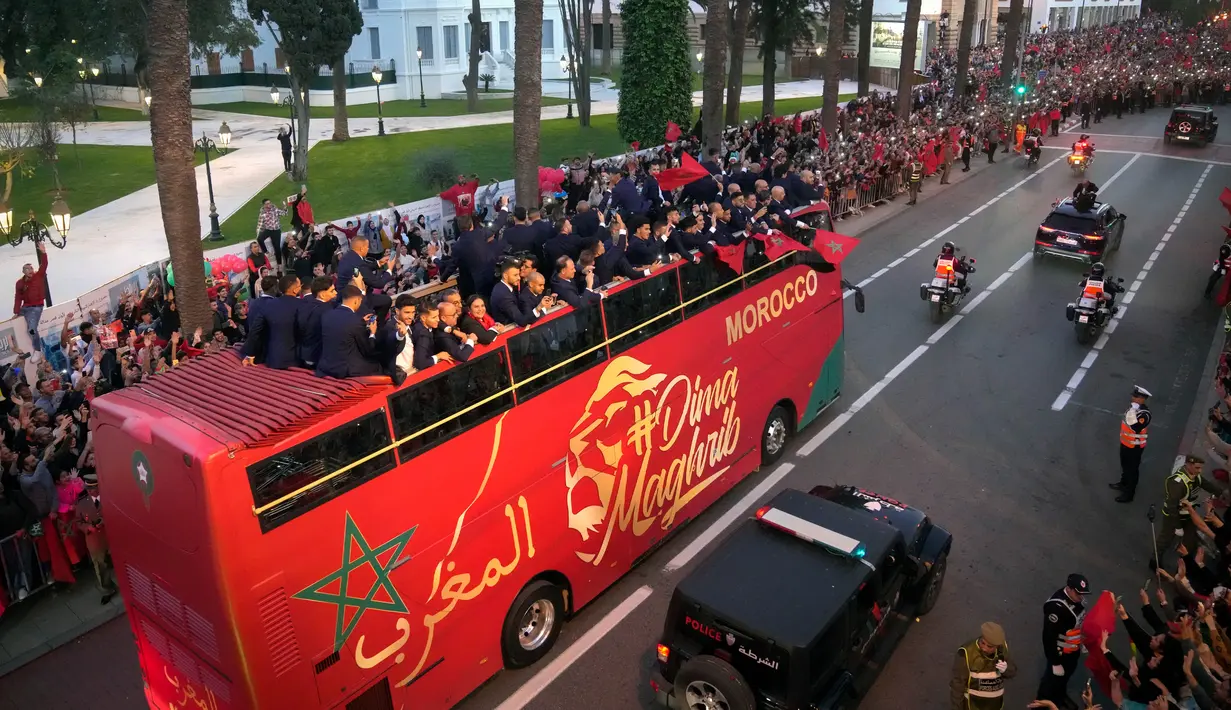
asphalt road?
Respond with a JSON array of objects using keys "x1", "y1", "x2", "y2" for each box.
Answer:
[{"x1": 3, "y1": 104, "x2": 1229, "y2": 710}]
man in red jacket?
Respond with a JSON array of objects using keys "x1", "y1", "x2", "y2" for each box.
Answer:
[{"x1": 13, "y1": 241, "x2": 48, "y2": 350}]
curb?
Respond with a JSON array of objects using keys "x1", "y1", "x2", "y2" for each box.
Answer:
[
  {"x1": 0, "y1": 599, "x2": 126, "y2": 678},
  {"x1": 1178, "y1": 317, "x2": 1227, "y2": 465}
]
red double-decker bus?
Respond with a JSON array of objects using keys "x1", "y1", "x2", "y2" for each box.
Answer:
[{"x1": 92, "y1": 243, "x2": 854, "y2": 710}]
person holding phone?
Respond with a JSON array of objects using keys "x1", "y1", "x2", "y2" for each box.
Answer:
[
  {"x1": 337, "y1": 234, "x2": 393, "y2": 322},
  {"x1": 314, "y1": 285, "x2": 383, "y2": 379}
]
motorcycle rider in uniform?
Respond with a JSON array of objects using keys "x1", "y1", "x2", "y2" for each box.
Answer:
[
  {"x1": 1022, "y1": 129, "x2": 1043, "y2": 164},
  {"x1": 933, "y1": 241, "x2": 973, "y2": 293},
  {"x1": 1071, "y1": 134, "x2": 1095, "y2": 160},
  {"x1": 1077, "y1": 262, "x2": 1123, "y2": 312},
  {"x1": 1036, "y1": 573, "x2": 1091, "y2": 710},
  {"x1": 1110, "y1": 385, "x2": 1151, "y2": 503},
  {"x1": 1204, "y1": 230, "x2": 1231, "y2": 299},
  {"x1": 951, "y1": 622, "x2": 1017, "y2": 710}
]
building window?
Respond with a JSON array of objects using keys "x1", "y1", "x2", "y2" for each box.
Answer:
[
  {"x1": 500, "y1": 21, "x2": 510, "y2": 51},
  {"x1": 444, "y1": 25, "x2": 460, "y2": 60},
  {"x1": 416, "y1": 26, "x2": 434, "y2": 61},
  {"x1": 368, "y1": 28, "x2": 381, "y2": 59},
  {"x1": 363, "y1": 0, "x2": 377, "y2": 8},
  {"x1": 543, "y1": 19, "x2": 554, "y2": 51}
]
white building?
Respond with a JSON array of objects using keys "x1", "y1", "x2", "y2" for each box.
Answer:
[{"x1": 997, "y1": 0, "x2": 1140, "y2": 36}]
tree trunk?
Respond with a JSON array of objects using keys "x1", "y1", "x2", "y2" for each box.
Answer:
[
  {"x1": 1001, "y1": 0, "x2": 1024, "y2": 93},
  {"x1": 896, "y1": 0, "x2": 922, "y2": 122},
  {"x1": 465, "y1": 0, "x2": 482, "y2": 113},
  {"x1": 147, "y1": 0, "x2": 209, "y2": 336},
  {"x1": 600, "y1": 0, "x2": 612, "y2": 75},
  {"x1": 513, "y1": 0, "x2": 543, "y2": 207},
  {"x1": 857, "y1": 0, "x2": 873, "y2": 96},
  {"x1": 291, "y1": 77, "x2": 310, "y2": 181},
  {"x1": 700, "y1": 0, "x2": 728, "y2": 152},
  {"x1": 577, "y1": 0, "x2": 594, "y2": 125},
  {"x1": 822, "y1": 0, "x2": 845, "y2": 135},
  {"x1": 331, "y1": 59, "x2": 349, "y2": 142},
  {"x1": 954, "y1": 0, "x2": 979, "y2": 99},
  {"x1": 724, "y1": 0, "x2": 751, "y2": 126}
]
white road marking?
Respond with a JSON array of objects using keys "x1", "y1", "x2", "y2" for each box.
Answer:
[
  {"x1": 1041, "y1": 145, "x2": 1231, "y2": 167},
  {"x1": 1049, "y1": 164, "x2": 1213, "y2": 411},
  {"x1": 494, "y1": 585, "x2": 656, "y2": 710}
]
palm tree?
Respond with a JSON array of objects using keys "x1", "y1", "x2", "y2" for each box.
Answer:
[
  {"x1": 700, "y1": 0, "x2": 728, "y2": 152},
  {"x1": 601, "y1": 0, "x2": 613, "y2": 75},
  {"x1": 896, "y1": 0, "x2": 922, "y2": 122},
  {"x1": 856, "y1": 0, "x2": 873, "y2": 96},
  {"x1": 331, "y1": 58, "x2": 349, "y2": 141},
  {"x1": 464, "y1": 0, "x2": 483, "y2": 113},
  {"x1": 147, "y1": 0, "x2": 210, "y2": 334},
  {"x1": 513, "y1": 0, "x2": 543, "y2": 207},
  {"x1": 724, "y1": 0, "x2": 753, "y2": 126},
  {"x1": 953, "y1": 0, "x2": 979, "y2": 99},
  {"x1": 821, "y1": 0, "x2": 844, "y2": 135},
  {"x1": 1001, "y1": 0, "x2": 1024, "y2": 93}
]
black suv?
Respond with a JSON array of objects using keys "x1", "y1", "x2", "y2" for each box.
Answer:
[
  {"x1": 1034, "y1": 198, "x2": 1126, "y2": 264},
  {"x1": 1165, "y1": 105, "x2": 1218, "y2": 146},
  {"x1": 650, "y1": 486, "x2": 952, "y2": 710}
]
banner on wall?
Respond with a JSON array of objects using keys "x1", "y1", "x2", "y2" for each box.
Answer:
[{"x1": 869, "y1": 21, "x2": 927, "y2": 71}]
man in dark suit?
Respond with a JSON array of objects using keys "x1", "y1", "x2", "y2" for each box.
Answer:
[
  {"x1": 435, "y1": 301, "x2": 478, "y2": 361},
  {"x1": 243, "y1": 274, "x2": 303, "y2": 369},
  {"x1": 626, "y1": 218, "x2": 666, "y2": 268},
  {"x1": 700, "y1": 147, "x2": 723, "y2": 176},
  {"x1": 519, "y1": 271, "x2": 557, "y2": 316},
  {"x1": 571, "y1": 201, "x2": 602, "y2": 240},
  {"x1": 551, "y1": 257, "x2": 603, "y2": 309},
  {"x1": 491, "y1": 258, "x2": 551, "y2": 327},
  {"x1": 502, "y1": 207, "x2": 539, "y2": 254},
  {"x1": 450, "y1": 214, "x2": 505, "y2": 300},
  {"x1": 337, "y1": 235, "x2": 394, "y2": 322},
  {"x1": 411, "y1": 301, "x2": 454, "y2": 371},
  {"x1": 642, "y1": 160, "x2": 666, "y2": 218},
  {"x1": 315, "y1": 285, "x2": 384, "y2": 379},
  {"x1": 609, "y1": 171, "x2": 648, "y2": 218},
  {"x1": 788, "y1": 170, "x2": 822, "y2": 207},
  {"x1": 296, "y1": 275, "x2": 336, "y2": 369},
  {"x1": 377, "y1": 293, "x2": 418, "y2": 385},
  {"x1": 544, "y1": 217, "x2": 583, "y2": 266},
  {"x1": 587, "y1": 237, "x2": 652, "y2": 285},
  {"x1": 240, "y1": 275, "x2": 280, "y2": 362}
]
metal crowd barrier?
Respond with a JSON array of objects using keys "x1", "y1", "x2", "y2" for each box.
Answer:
[
  {"x1": 827, "y1": 166, "x2": 915, "y2": 223},
  {"x1": 0, "y1": 531, "x2": 51, "y2": 607}
]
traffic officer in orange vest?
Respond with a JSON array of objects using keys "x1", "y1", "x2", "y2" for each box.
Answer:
[
  {"x1": 951, "y1": 621, "x2": 1017, "y2": 709},
  {"x1": 1110, "y1": 385, "x2": 1151, "y2": 503},
  {"x1": 1036, "y1": 573, "x2": 1090, "y2": 710}
]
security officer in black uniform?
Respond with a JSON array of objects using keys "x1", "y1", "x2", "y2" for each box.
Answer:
[
  {"x1": 1110, "y1": 385, "x2": 1151, "y2": 503},
  {"x1": 907, "y1": 157, "x2": 924, "y2": 205},
  {"x1": 1036, "y1": 573, "x2": 1091, "y2": 710},
  {"x1": 1204, "y1": 231, "x2": 1231, "y2": 299}
]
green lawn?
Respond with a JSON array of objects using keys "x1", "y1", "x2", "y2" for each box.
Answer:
[
  {"x1": 597, "y1": 71, "x2": 777, "y2": 92},
  {"x1": 9, "y1": 145, "x2": 209, "y2": 221},
  {"x1": 0, "y1": 99, "x2": 148, "y2": 122},
  {"x1": 216, "y1": 93, "x2": 848, "y2": 245},
  {"x1": 206, "y1": 96, "x2": 570, "y2": 119}
]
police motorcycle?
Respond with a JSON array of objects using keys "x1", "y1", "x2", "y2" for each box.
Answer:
[
  {"x1": 1068, "y1": 135, "x2": 1094, "y2": 175},
  {"x1": 1022, "y1": 130, "x2": 1043, "y2": 168},
  {"x1": 1065, "y1": 262, "x2": 1124, "y2": 345},
  {"x1": 920, "y1": 242, "x2": 976, "y2": 324}
]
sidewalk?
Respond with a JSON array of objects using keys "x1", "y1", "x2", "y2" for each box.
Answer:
[
  {"x1": 2, "y1": 79, "x2": 876, "y2": 308},
  {"x1": 0, "y1": 577, "x2": 124, "y2": 677}
]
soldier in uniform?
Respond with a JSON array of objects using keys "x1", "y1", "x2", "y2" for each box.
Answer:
[
  {"x1": 75, "y1": 474, "x2": 116, "y2": 604},
  {"x1": 951, "y1": 621, "x2": 1017, "y2": 709},
  {"x1": 1155, "y1": 455, "x2": 1223, "y2": 566},
  {"x1": 1110, "y1": 385, "x2": 1151, "y2": 503},
  {"x1": 907, "y1": 158, "x2": 924, "y2": 206},
  {"x1": 1036, "y1": 573, "x2": 1090, "y2": 710}
]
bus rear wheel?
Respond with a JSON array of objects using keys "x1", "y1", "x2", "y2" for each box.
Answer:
[
  {"x1": 501, "y1": 580, "x2": 565, "y2": 668},
  {"x1": 761, "y1": 404, "x2": 792, "y2": 466}
]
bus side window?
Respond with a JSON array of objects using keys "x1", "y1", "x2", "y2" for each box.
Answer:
[
  {"x1": 388, "y1": 348, "x2": 514, "y2": 463},
  {"x1": 744, "y1": 249, "x2": 796, "y2": 288},
  {"x1": 680, "y1": 252, "x2": 742, "y2": 318},
  {"x1": 248, "y1": 410, "x2": 397, "y2": 532},
  {"x1": 604, "y1": 269, "x2": 683, "y2": 356},
  {"x1": 507, "y1": 304, "x2": 607, "y2": 402}
]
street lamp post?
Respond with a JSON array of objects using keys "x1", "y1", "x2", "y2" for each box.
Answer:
[
  {"x1": 695, "y1": 51, "x2": 704, "y2": 75},
  {"x1": 269, "y1": 86, "x2": 297, "y2": 161},
  {"x1": 0, "y1": 179, "x2": 73, "y2": 308},
  {"x1": 371, "y1": 64, "x2": 386, "y2": 136},
  {"x1": 89, "y1": 65, "x2": 100, "y2": 120},
  {"x1": 195, "y1": 122, "x2": 231, "y2": 242},
  {"x1": 416, "y1": 47, "x2": 427, "y2": 108},
  {"x1": 559, "y1": 55, "x2": 574, "y2": 119}
]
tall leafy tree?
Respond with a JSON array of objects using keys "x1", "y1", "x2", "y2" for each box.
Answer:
[
  {"x1": 700, "y1": 0, "x2": 728, "y2": 152},
  {"x1": 856, "y1": 0, "x2": 872, "y2": 95},
  {"x1": 751, "y1": 0, "x2": 818, "y2": 118},
  {"x1": 147, "y1": 0, "x2": 210, "y2": 335},
  {"x1": 616, "y1": 0, "x2": 691, "y2": 147},
  {"x1": 463, "y1": 0, "x2": 483, "y2": 113},
  {"x1": 560, "y1": 0, "x2": 596, "y2": 125},
  {"x1": 895, "y1": 0, "x2": 921, "y2": 122},
  {"x1": 248, "y1": 0, "x2": 362, "y2": 181},
  {"x1": 1001, "y1": 0, "x2": 1024, "y2": 91},
  {"x1": 953, "y1": 0, "x2": 978, "y2": 98},
  {"x1": 821, "y1": 0, "x2": 843, "y2": 134},
  {"x1": 513, "y1": 0, "x2": 543, "y2": 207},
  {"x1": 725, "y1": 0, "x2": 753, "y2": 126}
]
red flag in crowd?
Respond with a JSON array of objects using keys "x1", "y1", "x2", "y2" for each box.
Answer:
[
  {"x1": 1082, "y1": 591, "x2": 1120, "y2": 699},
  {"x1": 630, "y1": 141, "x2": 640, "y2": 151},
  {"x1": 948, "y1": 125, "x2": 961, "y2": 148},
  {"x1": 713, "y1": 244, "x2": 745, "y2": 274},
  {"x1": 1220, "y1": 187, "x2": 1231, "y2": 216},
  {"x1": 657, "y1": 152, "x2": 711, "y2": 191},
  {"x1": 813, "y1": 229, "x2": 860, "y2": 265},
  {"x1": 793, "y1": 114, "x2": 803, "y2": 134},
  {"x1": 872, "y1": 142, "x2": 885, "y2": 162},
  {"x1": 818, "y1": 128, "x2": 829, "y2": 152},
  {"x1": 755, "y1": 230, "x2": 811, "y2": 262},
  {"x1": 978, "y1": 84, "x2": 988, "y2": 102},
  {"x1": 665, "y1": 121, "x2": 682, "y2": 143}
]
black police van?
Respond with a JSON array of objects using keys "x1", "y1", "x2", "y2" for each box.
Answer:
[
  {"x1": 1164, "y1": 105, "x2": 1218, "y2": 146},
  {"x1": 650, "y1": 485, "x2": 952, "y2": 710}
]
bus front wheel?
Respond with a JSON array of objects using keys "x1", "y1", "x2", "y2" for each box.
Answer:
[
  {"x1": 501, "y1": 580, "x2": 566, "y2": 668},
  {"x1": 761, "y1": 404, "x2": 792, "y2": 466}
]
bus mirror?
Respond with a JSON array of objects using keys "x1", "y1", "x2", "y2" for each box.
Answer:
[{"x1": 854, "y1": 290, "x2": 866, "y2": 314}]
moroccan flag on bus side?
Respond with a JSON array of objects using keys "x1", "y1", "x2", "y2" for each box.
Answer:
[
  {"x1": 657, "y1": 152, "x2": 711, "y2": 191},
  {"x1": 814, "y1": 230, "x2": 860, "y2": 265},
  {"x1": 713, "y1": 244, "x2": 745, "y2": 275},
  {"x1": 755, "y1": 230, "x2": 811, "y2": 262},
  {"x1": 1082, "y1": 591, "x2": 1121, "y2": 699},
  {"x1": 665, "y1": 121, "x2": 683, "y2": 143}
]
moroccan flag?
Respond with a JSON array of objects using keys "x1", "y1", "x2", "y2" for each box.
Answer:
[
  {"x1": 657, "y1": 152, "x2": 711, "y2": 191},
  {"x1": 630, "y1": 141, "x2": 640, "y2": 151},
  {"x1": 819, "y1": 128, "x2": 829, "y2": 152},
  {"x1": 1082, "y1": 591, "x2": 1121, "y2": 699},
  {"x1": 1220, "y1": 187, "x2": 1231, "y2": 216},
  {"x1": 713, "y1": 244, "x2": 745, "y2": 274},
  {"x1": 872, "y1": 142, "x2": 885, "y2": 162},
  {"x1": 665, "y1": 121, "x2": 682, "y2": 143},
  {"x1": 755, "y1": 230, "x2": 811, "y2": 261},
  {"x1": 814, "y1": 230, "x2": 860, "y2": 265}
]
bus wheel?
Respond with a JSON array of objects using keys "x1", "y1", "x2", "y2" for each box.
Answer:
[
  {"x1": 761, "y1": 404, "x2": 791, "y2": 466},
  {"x1": 501, "y1": 580, "x2": 565, "y2": 668}
]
